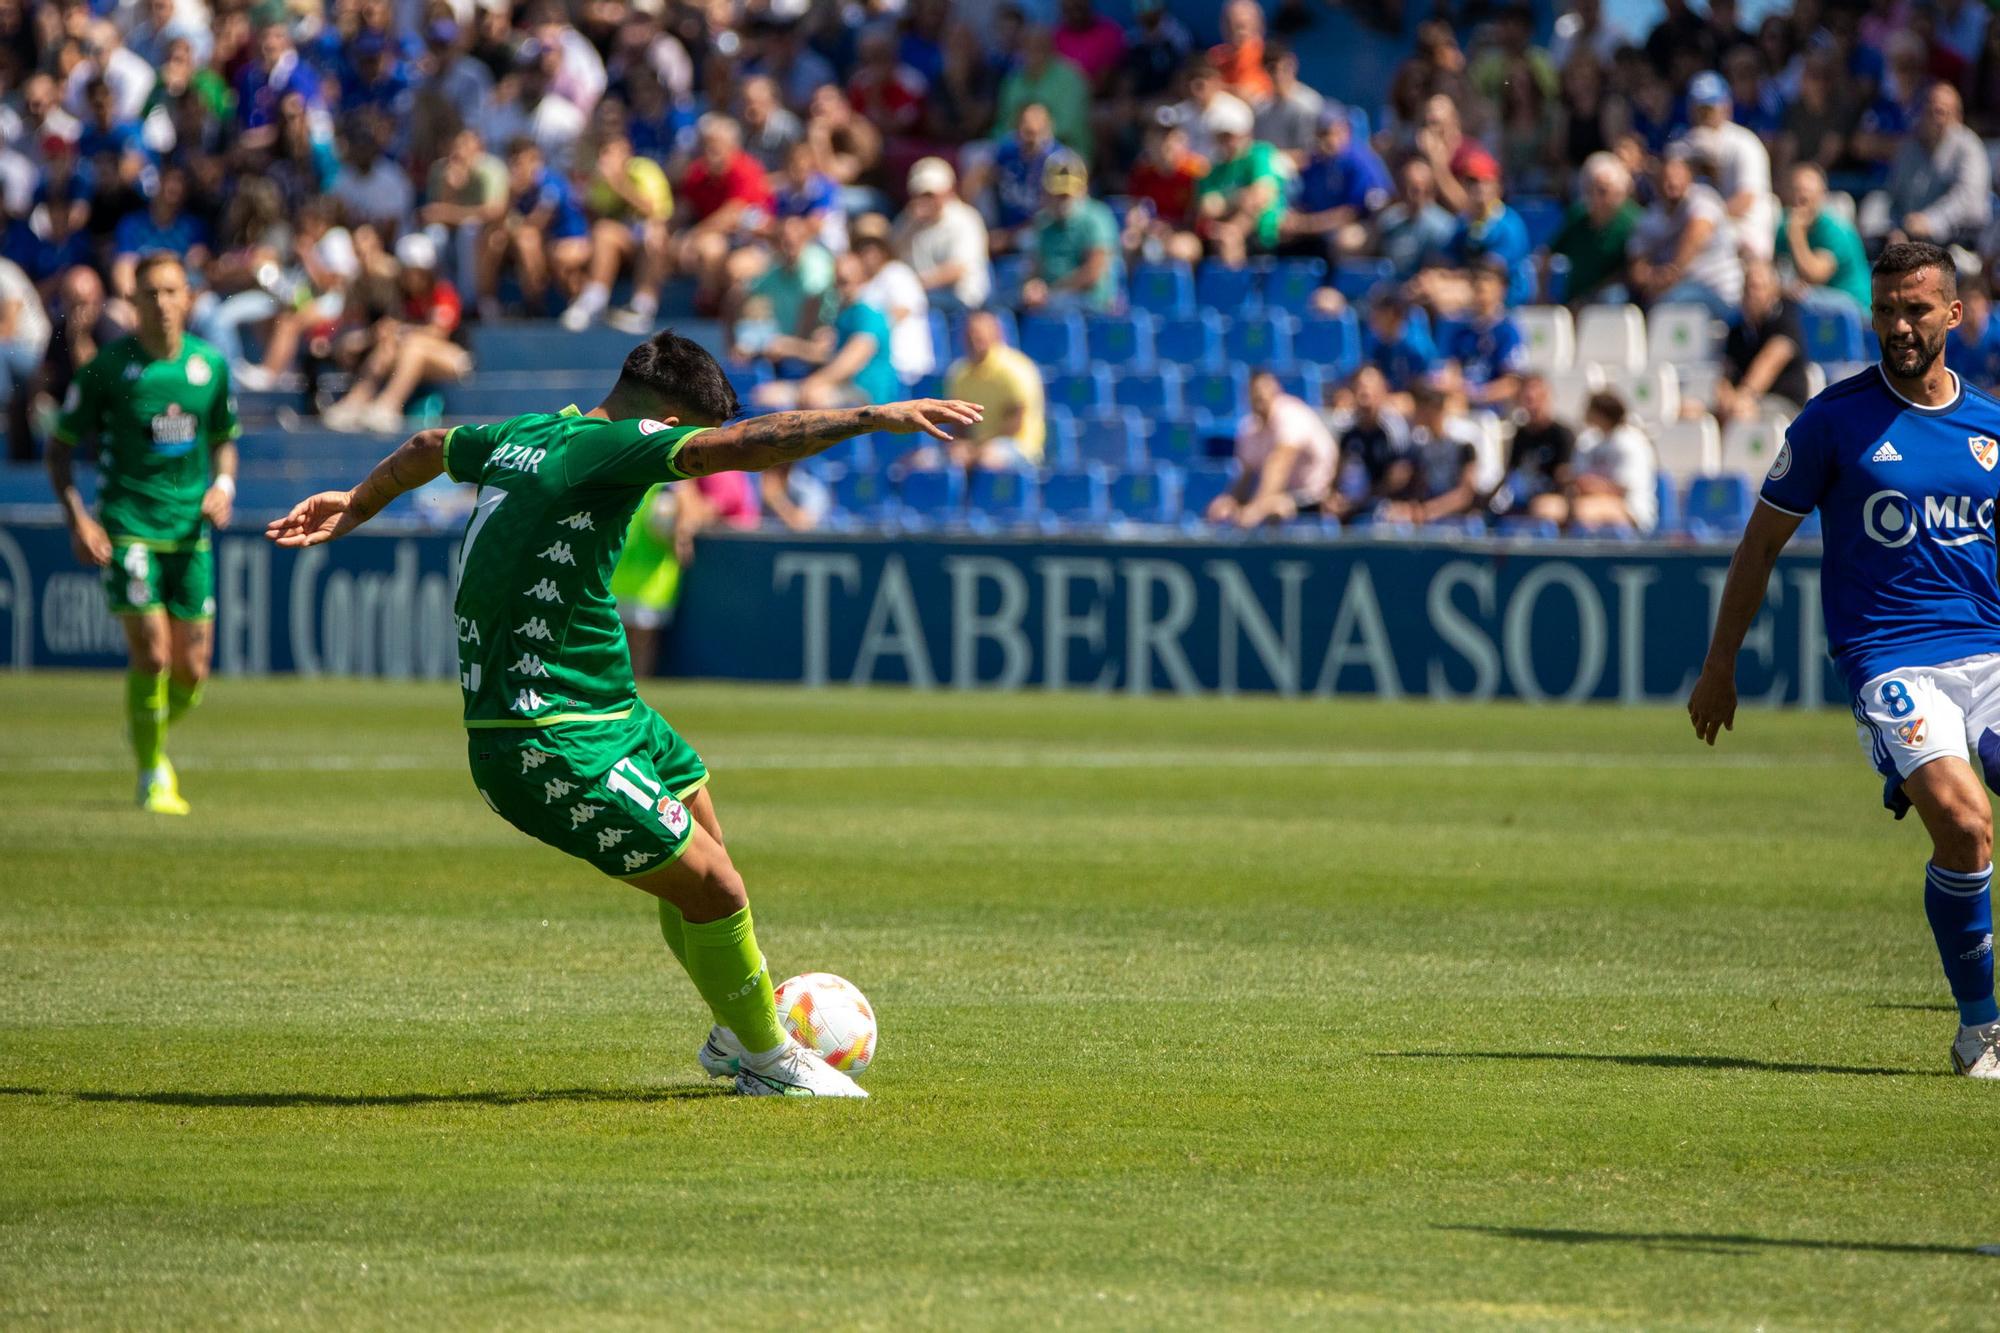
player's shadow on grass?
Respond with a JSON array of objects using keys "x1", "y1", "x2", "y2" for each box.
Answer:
[
  {"x1": 1441, "y1": 1225, "x2": 1990, "y2": 1259},
  {"x1": 1379, "y1": 1051, "x2": 1947, "y2": 1078},
  {"x1": 0, "y1": 1085, "x2": 725, "y2": 1108}
]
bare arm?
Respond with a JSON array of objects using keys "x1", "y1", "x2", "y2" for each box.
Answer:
[
  {"x1": 1737, "y1": 335, "x2": 1798, "y2": 398},
  {"x1": 45, "y1": 437, "x2": 111, "y2": 565},
  {"x1": 1688, "y1": 499, "x2": 1804, "y2": 743},
  {"x1": 266, "y1": 428, "x2": 447, "y2": 547},
  {"x1": 1783, "y1": 216, "x2": 1837, "y2": 285},
  {"x1": 200, "y1": 439, "x2": 239, "y2": 529},
  {"x1": 675, "y1": 400, "x2": 983, "y2": 477}
]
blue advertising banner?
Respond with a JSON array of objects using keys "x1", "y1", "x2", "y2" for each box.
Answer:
[{"x1": 0, "y1": 520, "x2": 1840, "y2": 706}]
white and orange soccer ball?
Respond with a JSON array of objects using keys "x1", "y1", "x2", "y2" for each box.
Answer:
[{"x1": 774, "y1": 972, "x2": 877, "y2": 1075}]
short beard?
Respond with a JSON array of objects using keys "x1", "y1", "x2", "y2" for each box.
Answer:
[{"x1": 1888, "y1": 332, "x2": 1947, "y2": 379}]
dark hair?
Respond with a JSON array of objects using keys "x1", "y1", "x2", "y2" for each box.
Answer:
[
  {"x1": 1873, "y1": 241, "x2": 1957, "y2": 300},
  {"x1": 133, "y1": 250, "x2": 185, "y2": 286},
  {"x1": 1585, "y1": 389, "x2": 1627, "y2": 427},
  {"x1": 613, "y1": 328, "x2": 741, "y2": 424}
]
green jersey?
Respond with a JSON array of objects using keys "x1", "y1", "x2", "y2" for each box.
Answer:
[
  {"x1": 442, "y1": 407, "x2": 706, "y2": 728},
  {"x1": 54, "y1": 334, "x2": 239, "y2": 548}
]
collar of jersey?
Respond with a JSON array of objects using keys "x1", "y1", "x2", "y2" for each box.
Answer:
[
  {"x1": 559, "y1": 404, "x2": 581, "y2": 416},
  {"x1": 1877, "y1": 364, "x2": 1964, "y2": 415}
]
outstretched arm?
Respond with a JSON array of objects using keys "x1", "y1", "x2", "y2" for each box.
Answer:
[
  {"x1": 266, "y1": 428, "x2": 448, "y2": 548},
  {"x1": 675, "y1": 399, "x2": 983, "y2": 477},
  {"x1": 1688, "y1": 500, "x2": 1804, "y2": 744}
]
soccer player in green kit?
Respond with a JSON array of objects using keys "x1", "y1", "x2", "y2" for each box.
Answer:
[
  {"x1": 47, "y1": 253, "x2": 240, "y2": 815},
  {"x1": 268, "y1": 330, "x2": 981, "y2": 1097}
]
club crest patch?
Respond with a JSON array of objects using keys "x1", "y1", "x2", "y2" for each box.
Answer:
[
  {"x1": 1896, "y1": 717, "x2": 1927, "y2": 747},
  {"x1": 185, "y1": 357, "x2": 210, "y2": 386},
  {"x1": 1972, "y1": 436, "x2": 1998, "y2": 471},
  {"x1": 657, "y1": 796, "x2": 690, "y2": 836}
]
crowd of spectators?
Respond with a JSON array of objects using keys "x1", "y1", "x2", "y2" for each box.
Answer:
[{"x1": 4, "y1": 0, "x2": 2000, "y2": 536}]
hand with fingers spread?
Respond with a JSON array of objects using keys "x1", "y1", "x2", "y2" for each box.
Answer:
[
  {"x1": 266, "y1": 490, "x2": 366, "y2": 548},
  {"x1": 875, "y1": 398, "x2": 985, "y2": 440}
]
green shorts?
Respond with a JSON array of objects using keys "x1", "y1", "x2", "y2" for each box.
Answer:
[
  {"x1": 104, "y1": 540, "x2": 213, "y2": 620},
  {"x1": 466, "y1": 704, "x2": 710, "y2": 879}
]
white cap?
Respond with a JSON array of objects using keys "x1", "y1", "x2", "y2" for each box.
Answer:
[
  {"x1": 1203, "y1": 94, "x2": 1253, "y2": 138},
  {"x1": 394, "y1": 231, "x2": 438, "y2": 271},
  {"x1": 316, "y1": 227, "x2": 358, "y2": 279},
  {"x1": 907, "y1": 156, "x2": 955, "y2": 196}
]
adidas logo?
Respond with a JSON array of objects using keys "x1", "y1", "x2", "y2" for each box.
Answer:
[
  {"x1": 1873, "y1": 442, "x2": 1904, "y2": 462},
  {"x1": 516, "y1": 617, "x2": 554, "y2": 641},
  {"x1": 526, "y1": 578, "x2": 564, "y2": 603}
]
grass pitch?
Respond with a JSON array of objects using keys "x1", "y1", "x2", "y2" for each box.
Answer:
[{"x1": 4, "y1": 673, "x2": 1999, "y2": 1329}]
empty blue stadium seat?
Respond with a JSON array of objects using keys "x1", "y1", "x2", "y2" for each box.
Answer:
[
  {"x1": 1041, "y1": 467, "x2": 1111, "y2": 525},
  {"x1": 1185, "y1": 367, "x2": 1250, "y2": 419},
  {"x1": 1085, "y1": 311, "x2": 1156, "y2": 370},
  {"x1": 1153, "y1": 311, "x2": 1226, "y2": 369},
  {"x1": 1513, "y1": 195, "x2": 1565, "y2": 252},
  {"x1": 1497, "y1": 516, "x2": 1562, "y2": 539},
  {"x1": 1800, "y1": 305, "x2": 1866, "y2": 363},
  {"x1": 1274, "y1": 366, "x2": 1326, "y2": 406},
  {"x1": 1333, "y1": 258, "x2": 1395, "y2": 303},
  {"x1": 1046, "y1": 367, "x2": 1114, "y2": 415},
  {"x1": 967, "y1": 468, "x2": 1040, "y2": 527},
  {"x1": 1226, "y1": 312, "x2": 1296, "y2": 370},
  {"x1": 1178, "y1": 464, "x2": 1237, "y2": 522},
  {"x1": 1259, "y1": 258, "x2": 1329, "y2": 316},
  {"x1": 1197, "y1": 261, "x2": 1261, "y2": 313},
  {"x1": 1044, "y1": 405, "x2": 1080, "y2": 468},
  {"x1": 991, "y1": 253, "x2": 1032, "y2": 302},
  {"x1": 1294, "y1": 311, "x2": 1362, "y2": 373},
  {"x1": 1574, "y1": 522, "x2": 1639, "y2": 541},
  {"x1": 1144, "y1": 413, "x2": 1213, "y2": 465},
  {"x1": 1073, "y1": 410, "x2": 1147, "y2": 468},
  {"x1": 928, "y1": 310, "x2": 952, "y2": 366},
  {"x1": 1111, "y1": 367, "x2": 1183, "y2": 416},
  {"x1": 899, "y1": 469, "x2": 964, "y2": 523},
  {"x1": 832, "y1": 465, "x2": 899, "y2": 521},
  {"x1": 1129, "y1": 261, "x2": 1195, "y2": 318},
  {"x1": 1110, "y1": 464, "x2": 1180, "y2": 523},
  {"x1": 1683, "y1": 475, "x2": 1754, "y2": 537},
  {"x1": 1018, "y1": 310, "x2": 1087, "y2": 373},
  {"x1": 1654, "y1": 474, "x2": 1680, "y2": 534}
]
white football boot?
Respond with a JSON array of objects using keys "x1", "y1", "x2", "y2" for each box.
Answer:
[
  {"x1": 698, "y1": 1026, "x2": 745, "y2": 1078},
  {"x1": 1951, "y1": 1021, "x2": 2000, "y2": 1078},
  {"x1": 732, "y1": 1038, "x2": 868, "y2": 1098}
]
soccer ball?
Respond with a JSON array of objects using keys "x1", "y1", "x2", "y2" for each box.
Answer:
[{"x1": 774, "y1": 972, "x2": 877, "y2": 1075}]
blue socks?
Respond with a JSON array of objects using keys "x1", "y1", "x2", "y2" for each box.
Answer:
[{"x1": 1924, "y1": 863, "x2": 1998, "y2": 1027}]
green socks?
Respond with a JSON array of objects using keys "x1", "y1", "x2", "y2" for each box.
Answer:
[
  {"x1": 677, "y1": 906, "x2": 786, "y2": 1054},
  {"x1": 167, "y1": 677, "x2": 204, "y2": 723},
  {"x1": 126, "y1": 669, "x2": 167, "y2": 771}
]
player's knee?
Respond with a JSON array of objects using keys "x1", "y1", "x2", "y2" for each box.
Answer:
[
  {"x1": 700, "y1": 859, "x2": 748, "y2": 914},
  {"x1": 1936, "y1": 807, "x2": 1992, "y2": 868},
  {"x1": 131, "y1": 641, "x2": 168, "y2": 674}
]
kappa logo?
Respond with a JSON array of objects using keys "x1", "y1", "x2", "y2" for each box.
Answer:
[
  {"x1": 1973, "y1": 436, "x2": 1999, "y2": 472},
  {"x1": 568, "y1": 801, "x2": 603, "y2": 829},
  {"x1": 596, "y1": 827, "x2": 631, "y2": 851},
  {"x1": 514, "y1": 688, "x2": 547, "y2": 712},
  {"x1": 558, "y1": 511, "x2": 595, "y2": 531},
  {"x1": 543, "y1": 777, "x2": 576, "y2": 803},
  {"x1": 519, "y1": 748, "x2": 552, "y2": 773},
  {"x1": 1896, "y1": 716, "x2": 1928, "y2": 747},
  {"x1": 1872, "y1": 441, "x2": 1904, "y2": 463},
  {"x1": 656, "y1": 796, "x2": 691, "y2": 837},
  {"x1": 511, "y1": 652, "x2": 550, "y2": 677},
  {"x1": 622, "y1": 850, "x2": 657, "y2": 872},
  {"x1": 515, "y1": 617, "x2": 554, "y2": 641},
  {"x1": 539, "y1": 541, "x2": 576, "y2": 566},
  {"x1": 526, "y1": 578, "x2": 564, "y2": 603}
]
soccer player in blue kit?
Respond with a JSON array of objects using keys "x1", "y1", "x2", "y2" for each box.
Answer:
[{"x1": 1691, "y1": 242, "x2": 2000, "y2": 1078}]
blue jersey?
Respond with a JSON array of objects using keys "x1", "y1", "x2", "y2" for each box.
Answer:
[{"x1": 1761, "y1": 365, "x2": 2000, "y2": 694}]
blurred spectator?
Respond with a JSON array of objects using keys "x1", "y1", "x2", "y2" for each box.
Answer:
[
  {"x1": 141, "y1": 38, "x2": 230, "y2": 168},
  {"x1": 0, "y1": 252, "x2": 48, "y2": 457},
  {"x1": 1382, "y1": 381, "x2": 1480, "y2": 524},
  {"x1": 71, "y1": 20, "x2": 155, "y2": 124},
  {"x1": 1054, "y1": 0, "x2": 1126, "y2": 89},
  {"x1": 7, "y1": 73, "x2": 80, "y2": 173},
  {"x1": 803, "y1": 83, "x2": 882, "y2": 198},
  {"x1": 1494, "y1": 373, "x2": 1574, "y2": 520},
  {"x1": 1470, "y1": 4, "x2": 1559, "y2": 188},
  {"x1": 847, "y1": 27, "x2": 928, "y2": 163},
  {"x1": 1622, "y1": 148, "x2": 1741, "y2": 317},
  {"x1": 1434, "y1": 150, "x2": 1533, "y2": 308},
  {"x1": 1887, "y1": 84, "x2": 1992, "y2": 246},
  {"x1": 421, "y1": 128, "x2": 508, "y2": 302},
  {"x1": 237, "y1": 24, "x2": 327, "y2": 151},
  {"x1": 1365, "y1": 292, "x2": 1439, "y2": 391},
  {"x1": 739, "y1": 75, "x2": 803, "y2": 175},
  {"x1": 895, "y1": 157, "x2": 992, "y2": 313},
  {"x1": 1547, "y1": 150, "x2": 1637, "y2": 306},
  {"x1": 1566, "y1": 390, "x2": 1657, "y2": 532},
  {"x1": 938, "y1": 307, "x2": 1047, "y2": 468},
  {"x1": 1550, "y1": 0, "x2": 1621, "y2": 69},
  {"x1": 1253, "y1": 41, "x2": 1323, "y2": 164},
  {"x1": 1021, "y1": 154, "x2": 1121, "y2": 313},
  {"x1": 972, "y1": 102, "x2": 1061, "y2": 253},
  {"x1": 1327, "y1": 365, "x2": 1411, "y2": 520},
  {"x1": 1168, "y1": 64, "x2": 1252, "y2": 165},
  {"x1": 928, "y1": 21, "x2": 1003, "y2": 146},
  {"x1": 1555, "y1": 49, "x2": 1616, "y2": 168},
  {"x1": 850, "y1": 215, "x2": 934, "y2": 384},
  {"x1": 1680, "y1": 69, "x2": 1773, "y2": 260},
  {"x1": 997, "y1": 27, "x2": 1092, "y2": 164},
  {"x1": 1208, "y1": 366, "x2": 1337, "y2": 526},
  {"x1": 420, "y1": 21, "x2": 492, "y2": 133},
  {"x1": 233, "y1": 210, "x2": 358, "y2": 390},
  {"x1": 773, "y1": 140, "x2": 847, "y2": 256},
  {"x1": 1644, "y1": 0, "x2": 1720, "y2": 78},
  {"x1": 1371, "y1": 157, "x2": 1457, "y2": 281},
  {"x1": 1210, "y1": 0, "x2": 1275, "y2": 104},
  {"x1": 1122, "y1": 120, "x2": 1206, "y2": 264},
  {"x1": 32, "y1": 265, "x2": 122, "y2": 455},
  {"x1": 731, "y1": 213, "x2": 833, "y2": 360},
  {"x1": 1947, "y1": 277, "x2": 2000, "y2": 389},
  {"x1": 1410, "y1": 93, "x2": 1475, "y2": 214},
  {"x1": 1192, "y1": 97, "x2": 1285, "y2": 266},
  {"x1": 674, "y1": 114, "x2": 774, "y2": 315},
  {"x1": 342, "y1": 32, "x2": 413, "y2": 125},
  {"x1": 751, "y1": 250, "x2": 900, "y2": 409},
  {"x1": 478, "y1": 40, "x2": 585, "y2": 173},
  {"x1": 480, "y1": 136, "x2": 590, "y2": 319},
  {"x1": 1123, "y1": 0, "x2": 1194, "y2": 107},
  {"x1": 322, "y1": 232, "x2": 468, "y2": 432},
  {"x1": 563, "y1": 130, "x2": 672, "y2": 333},
  {"x1": 1774, "y1": 53, "x2": 1849, "y2": 181},
  {"x1": 744, "y1": 17, "x2": 837, "y2": 114},
  {"x1": 112, "y1": 165, "x2": 208, "y2": 298},
  {"x1": 1279, "y1": 105, "x2": 1389, "y2": 262},
  {"x1": 128, "y1": 0, "x2": 210, "y2": 69},
  {"x1": 1774, "y1": 163, "x2": 1869, "y2": 313},
  {"x1": 331, "y1": 114, "x2": 415, "y2": 234},
  {"x1": 76, "y1": 77, "x2": 145, "y2": 191},
  {"x1": 1712, "y1": 257, "x2": 1807, "y2": 423},
  {"x1": 1441, "y1": 260, "x2": 1528, "y2": 411},
  {"x1": 263, "y1": 91, "x2": 340, "y2": 212},
  {"x1": 530, "y1": 14, "x2": 607, "y2": 117}
]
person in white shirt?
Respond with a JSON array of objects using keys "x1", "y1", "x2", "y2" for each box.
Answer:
[
  {"x1": 330, "y1": 116, "x2": 415, "y2": 234},
  {"x1": 0, "y1": 254, "x2": 51, "y2": 444},
  {"x1": 1209, "y1": 369, "x2": 1338, "y2": 526},
  {"x1": 65, "y1": 21, "x2": 157, "y2": 123},
  {"x1": 478, "y1": 41, "x2": 586, "y2": 172},
  {"x1": 1626, "y1": 147, "x2": 1742, "y2": 319},
  {"x1": 894, "y1": 157, "x2": 992, "y2": 313},
  {"x1": 1568, "y1": 390, "x2": 1658, "y2": 532},
  {"x1": 851, "y1": 217, "x2": 934, "y2": 383},
  {"x1": 1680, "y1": 69, "x2": 1773, "y2": 261}
]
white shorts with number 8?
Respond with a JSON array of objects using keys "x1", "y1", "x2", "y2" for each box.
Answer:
[{"x1": 1854, "y1": 655, "x2": 2000, "y2": 811}]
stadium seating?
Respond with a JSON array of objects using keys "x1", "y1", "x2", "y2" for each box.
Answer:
[
  {"x1": 1602, "y1": 364, "x2": 1681, "y2": 424},
  {"x1": 1197, "y1": 262, "x2": 1261, "y2": 313},
  {"x1": 1184, "y1": 367, "x2": 1250, "y2": 420},
  {"x1": 1259, "y1": 258, "x2": 1328, "y2": 316},
  {"x1": 1047, "y1": 367, "x2": 1115, "y2": 416},
  {"x1": 967, "y1": 468, "x2": 1040, "y2": 529},
  {"x1": 1654, "y1": 417, "x2": 1722, "y2": 482},
  {"x1": 831, "y1": 465, "x2": 899, "y2": 525},
  {"x1": 1145, "y1": 414, "x2": 1213, "y2": 465},
  {"x1": 1800, "y1": 306, "x2": 1867, "y2": 364},
  {"x1": 1111, "y1": 464, "x2": 1181, "y2": 524},
  {"x1": 1154, "y1": 312, "x2": 1227, "y2": 370},
  {"x1": 1073, "y1": 410, "x2": 1148, "y2": 468},
  {"x1": 1018, "y1": 312, "x2": 1088, "y2": 374},
  {"x1": 1548, "y1": 368, "x2": 1596, "y2": 420},
  {"x1": 1040, "y1": 467, "x2": 1111, "y2": 526},
  {"x1": 1179, "y1": 463, "x2": 1237, "y2": 523},
  {"x1": 1333, "y1": 258, "x2": 1394, "y2": 303},
  {"x1": 1274, "y1": 366, "x2": 1326, "y2": 407},
  {"x1": 1129, "y1": 262, "x2": 1196, "y2": 318},
  {"x1": 1683, "y1": 475, "x2": 1755, "y2": 538},
  {"x1": 1646, "y1": 304, "x2": 1716, "y2": 367},
  {"x1": 899, "y1": 469, "x2": 965, "y2": 525},
  {"x1": 1576, "y1": 304, "x2": 1647, "y2": 372},
  {"x1": 1112, "y1": 368, "x2": 1184, "y2": 417},
  {"x1": 1085, "y1": 312, "x2": 1156, "y2": 371},
  {"x1": 1513, "y1": 196, "x2": 1565, "y2": 252},
  {"x1": 1225, "y1": 312, "x2": 1296, "y2": 371},
  {"x1": 1516, "y1": 305, "x2": 1575, "y2": 374},
  {"x1": 1720, "y1": 417, "x2": 1788, "y2": 476},
  {"x1": 1294, "y1": 311, "x2": 1362, "y2": 375}
]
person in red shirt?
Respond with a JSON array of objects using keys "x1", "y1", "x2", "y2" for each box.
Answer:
[
  {"x1": 321, "y1": 232, "x2": 472, "y2": 433},
  {"x1": 1121, "y1": 120, "x2": 1207, "y2": 265},
  {"x1": 674, "y1": 113, "x2": 776, "y2": 312}
]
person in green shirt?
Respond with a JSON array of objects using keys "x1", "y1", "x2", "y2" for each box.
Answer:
[
  {"x1": 1774, "y1": 162, "x2": 1871, "y2": 313},
  {"x1": 1192, "y1": 97, "x2": 1289, "y2": 265},
  {"x1": 1021, "y1": 154, "x2": 1122, "y2": 313},
  {"x1": 995, "y1": 25, "x2": 1093, "y2": 165},
  {"x1": 267, "y1": 327, "x2": 982, "y2": 1096},
  {"x1": 749, "y1": 252, "x2": 900, "y2": 407},
  {"x1": 1546, "y1": 150, "x2": 1640, "y2": 306},
  {"x1": 47, "y1": 253, "x2": 240, "y2": 815}
]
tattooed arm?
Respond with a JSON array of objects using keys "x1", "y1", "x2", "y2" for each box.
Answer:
[{"x1": 675, "y1": 400, "x2": 984, "y2": 476}]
